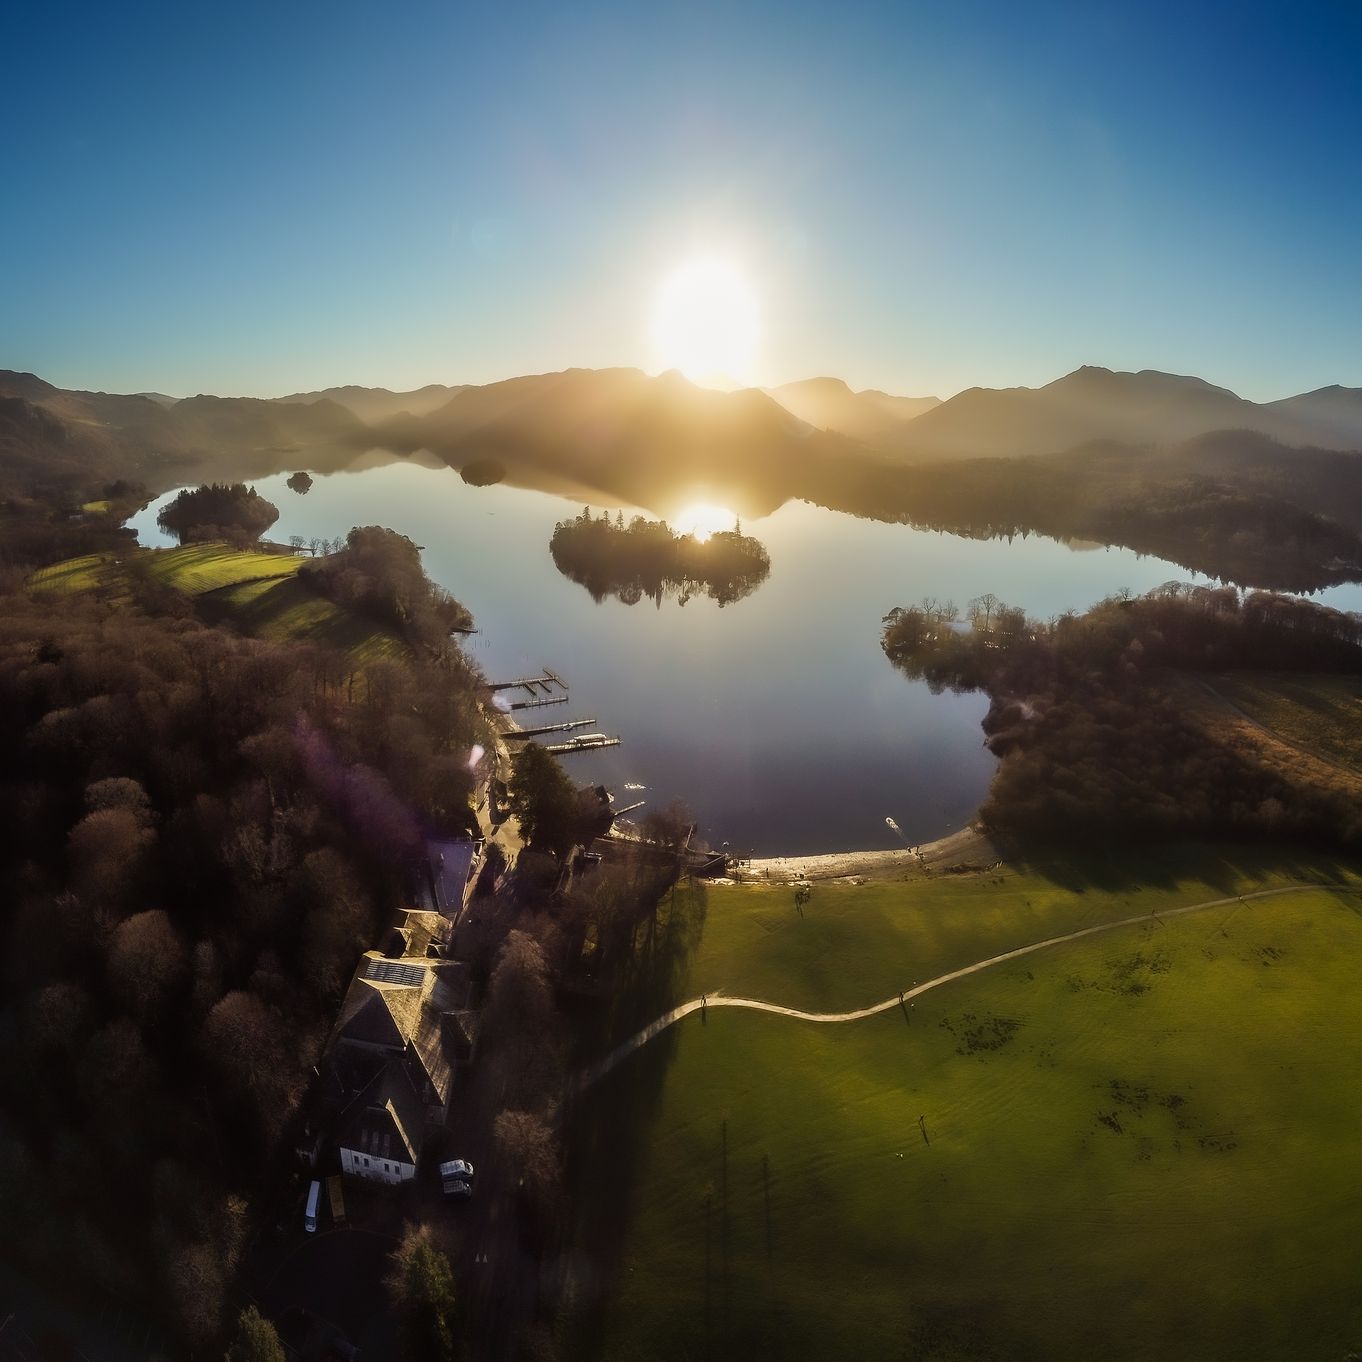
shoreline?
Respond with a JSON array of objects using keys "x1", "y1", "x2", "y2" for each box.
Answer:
[{"x1": 729, "y1": 823, "x2": 1000, "y2": 883}]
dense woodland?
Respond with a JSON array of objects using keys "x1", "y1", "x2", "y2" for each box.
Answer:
[
  {"x1": 0, "y1": 479, "x2": 147, "y2": 572},
  {"x1": 299, "y1": 525, "x2": 474, "y2": 646},
  {"x1": 812, "y1": 439, "x2": 1362, "y2": 593},
  {"x1": 883, "y1": 584, "x2": 1362, "y2": 847},
  {"x1": 0, "y1": 541, "x2": 490, "y2": 1349},
  {"x1": 0, "y1": 466, "x2": 695, "y2": 1358},
  {"x1": 550, "y1": 509, "x2": 771, "y2": 606}
]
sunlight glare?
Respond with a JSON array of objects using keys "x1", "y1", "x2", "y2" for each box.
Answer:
[
  {"x1": 651, "y1": 257, "x2": 759, "y2": 387},
  {"x1": 673, "y1": 501, "x2": 738, "y2": 543}
]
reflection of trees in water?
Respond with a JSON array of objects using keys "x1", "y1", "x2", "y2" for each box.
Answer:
[{"x1": 549, "y1": 509, "x2": 771, "y2": 606}]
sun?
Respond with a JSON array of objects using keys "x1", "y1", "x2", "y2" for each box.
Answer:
[{"x1": 651, "y1": 256, "x2": 759, "y2": 388}]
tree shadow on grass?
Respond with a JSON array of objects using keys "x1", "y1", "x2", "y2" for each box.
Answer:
[
  {"x1": 1015, "y1": 836, "x2": 1362, "y2": 897},
  {"x1": 558, "y1": 882, "x2": 708, "y2": 1358}
]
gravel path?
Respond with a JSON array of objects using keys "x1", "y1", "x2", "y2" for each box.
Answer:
[{"x1": 575, "y1": 882, "x2": 1347, "y2": 1089}]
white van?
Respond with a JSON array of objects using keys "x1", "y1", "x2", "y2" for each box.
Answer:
[{"x1": 304, "y1": 1179, "x2": 321, "y2": 1233}]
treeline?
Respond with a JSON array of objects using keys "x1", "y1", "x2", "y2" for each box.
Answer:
[
  {"x1": 549, "y1": 509, "x2": 770, "y2": 606},
  {"x1": 434, "y1": 748, "x2": 695, "y2": 1358},
  {"x1": 300, "y1": 525, "x2": 473, "y2": 650},
  {"x1": 157, "y1": 481, "x2": 280, "y2": 545},
  {"x1": 0, "y1": 479, "x2": 146, "y2": 572},
  {"x1": 882, "y1": 584, "x2": 1362, "y2": 847},
  {"x1": 0, "y1": 582, "x2": 491, "y2": 1348},
  {"x1": 803, "y1": 443, "x2": 1362, "y2": 593}
]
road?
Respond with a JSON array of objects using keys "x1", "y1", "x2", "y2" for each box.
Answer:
[{"x1": 576, "y1": 882, "x2": 1354, "y2": 1088}]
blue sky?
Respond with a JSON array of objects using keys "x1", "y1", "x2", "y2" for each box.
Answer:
[{"x1": 4, "y1": 0, "x2": 1361, "y2": 400}]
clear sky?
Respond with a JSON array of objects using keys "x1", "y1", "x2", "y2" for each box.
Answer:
[{"x1": 4, "y1": 0, "x2": 1361, "y2": 401}]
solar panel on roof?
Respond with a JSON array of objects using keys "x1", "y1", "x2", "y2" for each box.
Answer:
[{"x1": 364, "y1": 958, "x2": 425, "y2": 987}]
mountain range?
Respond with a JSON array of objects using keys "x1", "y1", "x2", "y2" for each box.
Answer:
[{"x1": 5, "y1": 363, "x2": 1362, "y2": 511}]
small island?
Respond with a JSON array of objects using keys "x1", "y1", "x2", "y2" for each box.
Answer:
[
  {"x1": 549, "y1": 508, "x2": 771, "y2": 606},
  {"x1": 286, "y1": 470, "x2": 313, "y2": 494},
  {"x1": 459, "y1": 457, "x2": 505, "y2": 487},
  {"x1": 156, "y1": 482, "x2": 280, "y2": 545}
]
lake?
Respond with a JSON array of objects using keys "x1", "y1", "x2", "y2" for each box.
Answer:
[{"x1": 129, "y1": 463, "x2": 1362, "y2": 857}]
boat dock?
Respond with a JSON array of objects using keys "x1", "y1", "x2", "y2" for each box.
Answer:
[
  {"x1": 487, "y1": 667, "x2": 567, "y2": 697},
  {"x1": 506, "y1": 717, "x2": 597, "y2": 740},
  {"x1": 546, "y1": 732, "x2": 622, "y2": 755},
  {"x1": 509, "y1": 693, "x2": 569, "y2": 711},
  {"x1": 491, "y1": 665, "x2": 624, "y2": 757}
]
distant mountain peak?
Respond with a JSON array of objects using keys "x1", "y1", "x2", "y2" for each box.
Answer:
[{"x1": 765, "y1": 376, "x2": 940, "y2": 441}]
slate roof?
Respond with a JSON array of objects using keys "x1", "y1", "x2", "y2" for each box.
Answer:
[
  {"x1": 331, "y1": 974, "x2": 425, "y2": 1050},
  {"x1": 418, "y1": 838, "x2": 482, "y2": 917},
  {"x1": 337, "y1": 1058, "x2": 427, "y2": 1167},
  {"x1": 443, "y1": 1009, "x2": 480, "y2": 1065}
]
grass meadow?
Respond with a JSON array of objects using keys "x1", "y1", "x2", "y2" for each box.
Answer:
[
  {"x1": 29, "y1": 544, "x2": 403, "y2": 662},
  {"x1": 1211, "y1": 672, "x2": 1362, "y2": 772},
  {"x1": 574, "y1": 851, "x2": 1362, "y2": 1361}
]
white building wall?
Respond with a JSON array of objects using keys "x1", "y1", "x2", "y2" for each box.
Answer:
[{"x1": 340, "y1": 1145, "x2": 416, "y2": 1185}]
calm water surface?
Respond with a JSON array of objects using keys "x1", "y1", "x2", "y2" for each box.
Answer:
[{"x1": 131, "y1": 463, "x2": 1362, "y2": 856}]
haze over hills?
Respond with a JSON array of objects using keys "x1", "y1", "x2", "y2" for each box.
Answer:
[
  {"x1": 369, "y1": 366, "x2": 850, "y2": 514},
  {"x1": 0, "y1": 370, "x2": 369, "y2": 492},
  {"x1": 272, "y1": 382, "x2": 467, "y2": 424},
  {"x1": 1263, "y1": 385, "x2": 1362, "y2": 448},
  {"x1": 764, "y1": 377, "x2": 941, "y2": 441},
  {"x1": 888, "y1": 365, "x2": 1362, "y2": 458},
  {"x1": 7, "y1": 362, "x2": 1362, "y2": 516}
]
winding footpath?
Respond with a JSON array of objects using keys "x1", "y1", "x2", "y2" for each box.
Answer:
[{"x1": 576, "y1": 882, "x2": 1354, "y2": 1090}]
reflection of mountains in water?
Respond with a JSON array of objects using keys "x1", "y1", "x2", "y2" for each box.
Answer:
[{"x1": 10, "y1": 362, "x2": 1362, "y2": 593}]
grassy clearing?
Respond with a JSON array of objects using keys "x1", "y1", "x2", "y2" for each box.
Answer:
[
  {"x1": 27, "y1": 543, "x2": 300, "y2": 598},
  {"x1": 1211, "y1": 672, "x2": 1362, "y2": 772},
  {"x1": 27, "y1": 543, "x2": 403, "y2": 663},
  {"x1": 684, "y1": 843, "x2": 1362, "y2": 1015},
  {"x1": 576, "y1": 852, "x2": 1362, "y2": 1361},
  {"x1": 136, "y1": 542, "x2": 303, "y2": 596},
  {"x1": 79, "y1": 498, "x2": 112, "y2": 514},
  {"x1": 27, "y1": 553, "x2": 119, "y2": 594},
  {"x1": 203, "y1": 576, "x2": 407, "y2": 662}
]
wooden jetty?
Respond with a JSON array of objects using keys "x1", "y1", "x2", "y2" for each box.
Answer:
[
  {"x1": 506, "y1": 717, "x2": 597, "y2": 740},
  {"x1": 487, "y1": 667, "x2": 567, "y2": 696},
  {"x1": 546, "y1": 733, "x2": 622, "y2": 755},
  {"x1": 510, "y1": 694, "x2": 569, "y2": 711}
]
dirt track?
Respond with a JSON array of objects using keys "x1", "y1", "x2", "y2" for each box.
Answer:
[{"x1": 575, "y1": 882, "x2": 1351, "y2": 1089}]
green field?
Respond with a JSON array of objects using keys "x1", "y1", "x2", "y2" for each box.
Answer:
[
  {"x1": 28, "y1": 542, "x2": 301, "y2": 597},
  {"x1": 1211, "y1": 672, "x2": 1362, "y2": 772},
  {"x1": 203, "y1": 575, "x2": 407, "y2": 662},
  {"x1": 26, "y1": 553, "x2": 116, "y2": 594},
  {"x1": 28, "y1": 544, "x2": 404, "y2": 661},
  {"x1": 577, "y1": 851, "x2": 1362, "y2": 1361},
  {"x1": 137, "y1": 542, "x2": 304, "y2": 595}
]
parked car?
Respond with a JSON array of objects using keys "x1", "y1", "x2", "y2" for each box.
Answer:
[
  {"x1": 304, "y1": 1179, "x2": 321, "y2": 1232},
  {"x1": 440, "y1": 1158, "x2": 475, "y2": 1197}
]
